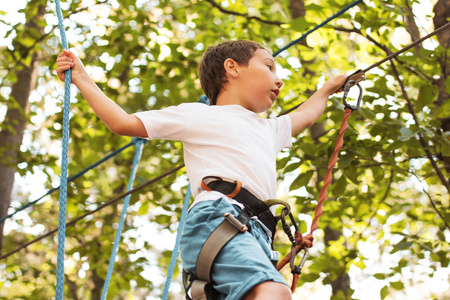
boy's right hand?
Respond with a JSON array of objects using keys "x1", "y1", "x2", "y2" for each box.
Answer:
[
  {"x1": 322, "y1": 75, "x2": 347, "y2": 95},
  {"x1": 56, "y1": 49, "x2": 86, "y2": 84}
]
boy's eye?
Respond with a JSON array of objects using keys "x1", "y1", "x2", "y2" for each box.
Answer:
[{"x1": 267, "y1": 65, "x2": 272, "y2": 70}]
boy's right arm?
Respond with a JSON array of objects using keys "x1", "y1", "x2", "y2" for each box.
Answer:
[
  {"x1": 288, "y1": 75, "x2": 346, "y2": 136},
  {"x1": 56, "y1": 50, "x2": 148, "y2": 137}
]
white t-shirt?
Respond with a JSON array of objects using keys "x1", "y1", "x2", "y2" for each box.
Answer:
[{"x1": 135, "y1": 103, "x2": 292, "y2": 207}]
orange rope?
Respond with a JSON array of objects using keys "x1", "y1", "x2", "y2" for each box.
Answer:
[
  {"x1": 311, "y1": 107, "x2": 352, "y2": 234},
  {"x1": 291, "y1": 273, "x2": 300, "y2": 292},
  {"x1": 277, "y1": 108, "x2": 353, "y2": 292}
]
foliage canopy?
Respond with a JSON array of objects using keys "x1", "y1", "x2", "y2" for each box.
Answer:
[{"x1": 0, "y1": 0, "x2": 449, "y2": 299}]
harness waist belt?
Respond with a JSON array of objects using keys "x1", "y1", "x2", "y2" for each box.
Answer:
[{"x1": 202, "y1": 178, "x2": 277, "y2": 239}]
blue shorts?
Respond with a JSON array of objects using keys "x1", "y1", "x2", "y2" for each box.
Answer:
[{"x1": 180, "y1": 198, "x2": 287, "y2": 300}]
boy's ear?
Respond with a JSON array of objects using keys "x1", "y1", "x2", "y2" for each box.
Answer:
[{"x1": 224, "y1": 58, "x2": 239, "y2": 79}]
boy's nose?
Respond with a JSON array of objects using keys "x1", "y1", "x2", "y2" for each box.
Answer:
[{"x1": 275, "y1": 78, "x2": 283, "y2": 88}]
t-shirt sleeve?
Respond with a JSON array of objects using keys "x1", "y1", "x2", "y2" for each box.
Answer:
[
  {"x1": 134, "y1": 104, "x2": 192, "y2": 140},
  {"x1": 274, "y1": 115, "x2": 292, "y2": 152}
]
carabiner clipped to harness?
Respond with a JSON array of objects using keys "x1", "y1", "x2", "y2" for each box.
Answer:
[
  {"x1": 280, "y1": 207, "x2": 298, "y2": 244},
  {"x1": 341, "y1": 70, "x2": 366, "y2": 111},
  {"x1": 278, "y1": 206, "x2": 310, "y2": 275}
]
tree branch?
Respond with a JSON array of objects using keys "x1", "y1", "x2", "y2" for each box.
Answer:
[
  {"x1": 204, "y1": 0, "x2": 284, "y2": 26},
  {"x1": 389, "y1": 61, "x2": 450, "y2": 192},
  {"x1": 65, "y1": 274, "x2": 80, "y2": 300},
  {"x1": 403, "y1": 0, "x2": 422, "y2": 52},
  {"x1": 334, "y1": 26, "x2": 436, "y2": 82},
  {"x1": 412, "y1": 173, "x2": 450, "y2": 231}
]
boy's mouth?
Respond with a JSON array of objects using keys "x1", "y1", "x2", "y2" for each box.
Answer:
[{"x1": 271, "y1": 89, "x2": 280, "y2": 99}]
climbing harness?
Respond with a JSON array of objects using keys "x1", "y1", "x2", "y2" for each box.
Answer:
[
  {"x1": 183, "y1": 177, "x2": 293, "y2": 300},
  {"x1": 201, "y1": 177, "x2": 278, "y2": 238},
  {"x1": 183, "y1": 211, "x2": 248, "y2": 300}
]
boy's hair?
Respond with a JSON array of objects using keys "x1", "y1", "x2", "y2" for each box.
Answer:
[{"x1": 199, "y1": 40, "x2": 268, "y2": 105}]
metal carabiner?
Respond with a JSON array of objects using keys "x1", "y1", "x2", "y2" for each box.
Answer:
[
  {"x1": 290, "y1": 245, "x2": 310, "y2": 275},
  {"x1": 340, "y1": 70, "x2": 366, "y2": 111},
  {"x1": 343, "y1": 82, "x2": 363, "y2": 111}
]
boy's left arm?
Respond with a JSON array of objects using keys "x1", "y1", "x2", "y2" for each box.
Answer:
[{"x1": 289, "y1": 75, "x2": 347, "y2": 136}]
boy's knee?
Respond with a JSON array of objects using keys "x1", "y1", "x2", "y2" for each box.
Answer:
[{"x1": 243, "y1": 281, "x2": 291, "y2": 300}]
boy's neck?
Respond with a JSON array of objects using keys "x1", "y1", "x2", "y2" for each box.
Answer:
[{"x1": 216, "y1": 85, "x2": 249, "y2": 110}]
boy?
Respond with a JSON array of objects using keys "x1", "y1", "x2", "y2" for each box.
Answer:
[{"x1": 57, "y1": 40, "x2": 346, "y2": 299}]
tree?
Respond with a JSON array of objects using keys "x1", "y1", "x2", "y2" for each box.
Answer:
[
  {"x1": 0, "y1": 0, "x2": 46, "y2": 254},
  {"x1": 0, "y1": 0, "x2": 448, "y2": 299}
]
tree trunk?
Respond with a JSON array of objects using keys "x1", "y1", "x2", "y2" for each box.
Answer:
[
  {"x1": 289, "y1": 0, "x2": 306, "y2": 19},
  {"x1": 433, "y1": 0, "x2": 450, "y2": 173},
  {"x1": 91, "y1": 267, "x2": 105, "y2": 300},
  {"x1": 324, "y1": 227, "x2": 351, "y2": 298},
  {"x1": 0, "y1": 4, "x2": 45, "y2": 254}
]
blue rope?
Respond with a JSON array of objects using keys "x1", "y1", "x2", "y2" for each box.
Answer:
[
  {"x1": 54, "y1": 0, "x2": 71, "y2": 298},
  {"x1": 101, "y1": 139, "x2": 146, "y2": 300},
  {"x1": 272, "y1": 0, "x2": 364, "y2": 57},
  {"x1": 162, "y1": 185, "x2": 191, "y2": 300},
  {"x1": 0, "y1": 138, "x2": 142, "y2": 225}
]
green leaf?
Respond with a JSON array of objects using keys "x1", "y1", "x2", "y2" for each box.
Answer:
[
  {"x1": 338, "y1": 153, "x2": 353, "y2": 169},
  {"x1": 331, "y1": 175, "x2": 347, "y2": 197},
  {"x1": 298, "y1": 220, "x2": 308, "y2": 234},
  {"x1": 302, "y1": 142, "x2": 319, "y2": 156},
  {"x1": 416, "y1": 85, "x2": 433, "y2": 111},
  {"x1": 390, "y1": 281, "x2": 405, "y2": 290},
  {"x1": 436, "y1": 100, "x2": 450, "y2": 119},
  {"x1": 289, "y1": 170, "x2": 314, "y2": 191},
  {"x1": 284, "y1": 161, "x2": 301, "y2": 173},
  {"x1": 398, "y1": 127, "x2": 415, "y2": 141},
  {"x1": 445, "y1": 76, "x2": 450, "y2": 94},
  {"x1": 374, "y1": 273, "x2": 387, "y2": 280},
  {"x1": 289, "y1": 17, "x2": 316, "y2": 32},
  {"x1": 353, "y1": 260, "x2": 366, "y2": 270},
  {"x1": 395, "y1": 241, "x2": 413, "y2": 250},
  {"x1": 380, "y1": 285, "x2": 389, "y2": 299},
  {"x1": 300, "y1": 273, "x2": 320, "y2": 282},
  {"x1": 138, "y1": 201, "x2": 149, "y2": 215}
]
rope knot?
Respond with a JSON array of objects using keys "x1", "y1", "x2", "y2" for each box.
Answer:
[{"x1": 294, "y1": 231, "x2": 314, "y2": 249}]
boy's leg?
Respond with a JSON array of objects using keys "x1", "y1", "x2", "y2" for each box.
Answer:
[
  {"x1": 242, "y1": 282, "x2": 292, "y2": 300},
  {"x1": 180, "y1": 198, "x2": 289, "y2": 300}
]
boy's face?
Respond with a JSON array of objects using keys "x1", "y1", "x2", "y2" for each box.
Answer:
[{"x1": 237, "y1": 49, "x2": 283, "y2": 113}]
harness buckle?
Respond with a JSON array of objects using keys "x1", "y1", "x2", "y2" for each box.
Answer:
[
  {"x1": 290, "y1": 246, "x2": 310, "y2": 275},
  {"x1": 341, "y1": 70, "x2": 366, "y2": 111},
  {"x1": 224, "y1": 213, "x2": 248, "y2": 232}
]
